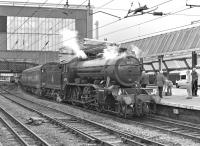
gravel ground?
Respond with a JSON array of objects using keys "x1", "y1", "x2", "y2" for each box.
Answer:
[
  {"x1": 0, "y1": 122, "x2": 18, "y2": 146},
  {"x1": 0, "y1": 93, "x2": 91, "y2": 146},
  {"x1": 6, "y1": 86, "x2": 200, "y2": 146}
]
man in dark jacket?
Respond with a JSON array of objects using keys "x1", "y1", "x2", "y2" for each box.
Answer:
[
  {"x1": 156, "y1": 70, "x2": 166, "y2": 98},
  {"x1": 191, "y1": 68, "x2": 198, "y2": 96},
  {"x1": 140, "y1": 71, "x2": 149, "y2": 88}
]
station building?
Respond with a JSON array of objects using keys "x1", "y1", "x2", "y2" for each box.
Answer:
[{"x1": 0, "y1": 1, "x2": 93, "y2": 64}]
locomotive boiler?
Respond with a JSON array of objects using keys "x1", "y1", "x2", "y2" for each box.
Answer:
[{"x1": 66, "y1": 55, "x2": 140, "y2": 86}]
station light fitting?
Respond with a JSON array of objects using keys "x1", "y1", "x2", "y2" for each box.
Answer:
[
  {"x1": 133, "y1": 5, "x2": 148, "y2": 14},
  {"x1": 124, "y1": 4, "x2": 165, "y2": 18},
  {"x1": 125, "y1": 5, "x2": 149, "y2": 17},
  {"x1": 152, "y1": 12, "x2": 165, "y2": 16}
]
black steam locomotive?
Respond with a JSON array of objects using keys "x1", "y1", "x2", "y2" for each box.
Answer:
[{"x1": 20, "y1": 55, "x2": 155, "y2": 117}]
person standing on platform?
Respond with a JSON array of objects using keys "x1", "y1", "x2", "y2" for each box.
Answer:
[
  {"x1": 186, "y1": 70, "x2": 192, "y2": 99},
  {"x1": 140, "y1": 71, "x2": 149, "y2": 88},
  {"x1": 166, "y1": 79, "x2": 173, "y2": 96},
  {"x1": 191, "y1": 68, "x2": 198, "y2": 96},
  {"x1": 156, "y1": 70, "x2": 166, "y2": 98}
]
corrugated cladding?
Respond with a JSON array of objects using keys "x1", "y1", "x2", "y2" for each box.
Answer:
[{"x1": 121, "y1": 25, "x2": 200, "y2": 57}]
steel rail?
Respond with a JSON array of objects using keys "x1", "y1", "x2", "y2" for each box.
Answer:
[
  {"x1": 0, "y1": 87, "x2": 165, "y2": 146},
  {"x1": 130, "y1": 117, "x2": 200, "y2": 142},
  {"x1": 0, "y1": 117, "x2": 28, "y2": 146},
  {"x1": 0, "y1": 107, "x2": 50, "y2": 146}
]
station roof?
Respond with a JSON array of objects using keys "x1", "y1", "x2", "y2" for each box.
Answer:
[{"x1": 121, "y1": 25, "x2": 200, "y2": 58}]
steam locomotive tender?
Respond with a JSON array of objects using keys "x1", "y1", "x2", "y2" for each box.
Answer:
[
  {"x1": 20, "y1": 62, "x2": 62, "y2": 99},
  {"x1": 20, "y1": 55, "x2": 155, "y2": 117}
]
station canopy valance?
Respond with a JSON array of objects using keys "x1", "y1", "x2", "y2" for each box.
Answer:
[
  {"x1": 143, "y1": 57, "x2": 200, "y2": 72},
  {"x1": 121, "y1": 25, "x2": 200, "y2": 58}
]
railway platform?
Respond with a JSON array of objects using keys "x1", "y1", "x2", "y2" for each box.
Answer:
[
  {"x1": 153, "y1": 87, "x2": 200, "y2": 124},
  {"x1": 160, "y1": 87, "x2": 200, "y2": 110}
]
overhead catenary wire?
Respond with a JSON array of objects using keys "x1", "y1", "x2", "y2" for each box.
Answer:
[
  {"x1": 93, "y1": 0, "x2": 174, "y2": 12},
  {"x1": 98, "y1": 7, "x2": 192, "y2": 39},
  {"x1": 6, "y1": 0, "x2": 180, "y2": 54},
  {"x1": 96, "y1": 0, "x2": 115, "y2": 9},
  {"x1": 45, "y1": 0, "x2": 179, "y2": 49},
  {"x1": 17, "y1": 0, "x2": 174, "y2": 52},
  {"x1": 15, "y1": 0, "x2": 66, "y2": 60},
  {"x1": 7, "y1": 0, "x2": 30, "y2": 31},
  {"x1": 74, "y1": 0, "x2": 176, "y2": 39},
  {"x1": 7, "y1": 0, "x2": 30, "y2": 52},
  {"x1": 89, "y1": 0, "x2": 175, "y2": 39},
  {"x1": 24, "y1": 0, "x2": 66, "y2": 51}
]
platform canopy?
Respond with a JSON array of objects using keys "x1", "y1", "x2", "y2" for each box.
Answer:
[
  {"x1": 121, "y1": 24, "x2": 200, "y2": 72},
  {"x1": 121, "y1": 25, "x2": 200, "y2": 58}
]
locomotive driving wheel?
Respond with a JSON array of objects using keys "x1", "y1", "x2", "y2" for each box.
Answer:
[
  {"x1": 82, "y1": 87, "x2": 92, "y2": 97},
  {"x1": 82, "y1": 87, "x2": 94, "y2": 100},
  {"x1": 82, "y1": 86, "x2": 94, "y2": 108},
  {"x1": 71, "y1": 86, "x2": 81, "y2": 105},
  {"x1": 119, "y1": 103, "x2": 127, "y2": 118},
  {"x1": 142, "y1": 102, "x2": 150, "y2": 115},
  {"x1": 97, "y1": 105, "x2": 102, "y2": 112},
  {"x1": 64, "y1": 86, "x2": 72, "y2": 101}
]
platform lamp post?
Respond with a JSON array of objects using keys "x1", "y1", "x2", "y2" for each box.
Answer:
[
  {"x1": 140, "y1": 58, "x2": 144, "y2": 71},
  {"x1": 158, "y1": 55, "x2": 164, "y2": 71},
  {"x1": 192, "y1": 51, "x2": 197, "y2": 68}
]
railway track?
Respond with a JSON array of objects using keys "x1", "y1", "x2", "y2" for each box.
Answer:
[
  {"x1": 144, "y1": 115, "x2": 200, "y2": 142},
  {"x1": 0, "y1": 87, "x2": 164, "y2": 146},
  {"x1": 3, "y1": 86, "x2": 200, "y2": 144},
  {"x1": 69, "y1": 103, "x2": 200, "y2": 143},
  {"x1": 59, "y1": 92, "x2": 200, "y2": 143},
  {"x1": 0, "y1": 106, "x2": 50, "y2": 146}
]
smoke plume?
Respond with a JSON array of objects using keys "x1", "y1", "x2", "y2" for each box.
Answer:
[
  {"x1": 60, "y1": 28, "x2": 87, "y2": 59},
  {"x1": 128, "y1": 45, "x2": 142, "y2": 58},
  {"x1": 103, "y1": 45, "x2": 120, "y2": 59}
]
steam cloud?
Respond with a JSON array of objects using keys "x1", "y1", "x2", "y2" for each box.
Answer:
[
  {"x1": 103, "y1": 45, "x2": 120, "y2": 59},
  {"x1": 60, "y1": 28, "x2": 87, "y2": 59},
  {"x1": 128, "y1": 45, "x2": 142, "y2": 58},
  {"x1": 102, "y1": 44, "x2": 142, "y2": 60}
]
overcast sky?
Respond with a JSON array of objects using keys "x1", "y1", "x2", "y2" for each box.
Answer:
[{"x1": 3, "y1": 0, "x2": 200, "y2": 43}]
